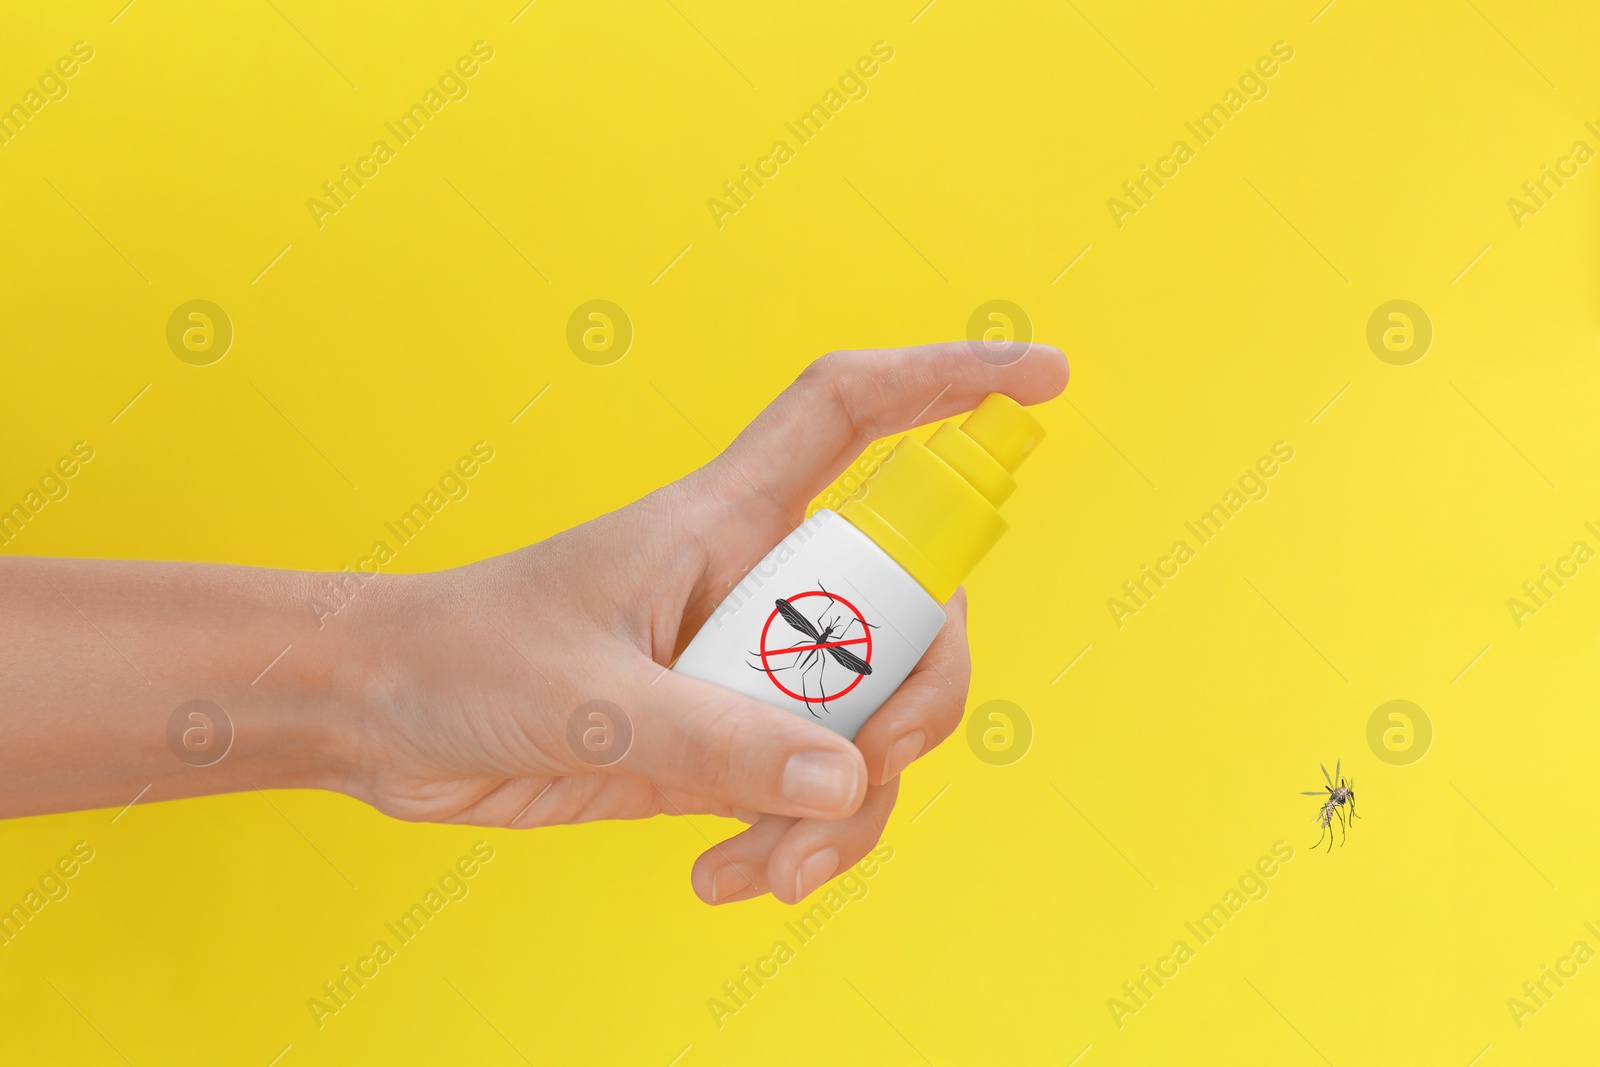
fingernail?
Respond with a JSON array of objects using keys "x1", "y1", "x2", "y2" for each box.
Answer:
[
  {"x1": 732, "y1": 807, "x2": 762, "y2": 825},
  {"x1": 881, "y1": 729, "x2": 926, "y2": 783},
  {"x1": 710, "y1": 864, "x2": 753, "y2": 904},
  {"x1": 793, "y1": 848, "x2": 840, "y2": 902},
  {"x1": 782, "y1": 750, "x2": 860, "y2": 813}
]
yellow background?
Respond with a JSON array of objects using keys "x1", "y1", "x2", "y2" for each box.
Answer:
[{"x1": 4, "y1": 0, "x2": 1599, "y2": 1063}]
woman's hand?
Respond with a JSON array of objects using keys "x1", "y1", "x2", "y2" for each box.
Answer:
[
  {"x1": 0, "y1": 341, "x2": 1066, "y2": 906},
  {"x1": 350, "y1": 342, "x2": 1066, "y2": 903}
]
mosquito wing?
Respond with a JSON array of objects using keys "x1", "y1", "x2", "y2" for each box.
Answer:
[
  {"x1": 824, "y1": 644, "x2": 873, "y2": 676},
  {"x1": 1299, "y1": 790, "x2": 1327, "y2": 796},
  {"x1": 1334, "y1": 759, "x2": 1341, "y2": 784},
  {"x1": 1321, "y1": 763, "x2": 1333, "y2": 788},
  {"x1": 775, "y1": 599, "x2": 822, "y2": 643}
]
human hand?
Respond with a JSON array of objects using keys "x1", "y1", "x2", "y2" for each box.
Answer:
[{"x1": 327, "y1": 342, "x2": 1068, "y2": 903}]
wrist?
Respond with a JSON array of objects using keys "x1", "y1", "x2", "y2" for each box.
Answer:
[{"x1": 305, "y1": 569, "x2": 421, "y2": 804}]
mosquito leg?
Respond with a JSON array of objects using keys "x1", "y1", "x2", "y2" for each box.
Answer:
[
  {"x1": 751, "y1": 652, "x2": 803, "y2": 674},
  {"x1": 840, "y1": 614, "x2": 877, "y2": 640},
  {"x1": 800, "y1": 660, "x2": 821, "y2": 718}
]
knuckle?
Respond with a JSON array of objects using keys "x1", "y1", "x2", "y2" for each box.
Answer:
[{"x1": 798, "y1": 351, "x2": 873, "y2": 445}]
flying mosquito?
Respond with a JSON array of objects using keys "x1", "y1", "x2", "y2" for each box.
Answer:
[
  {"x1": 1301, "y1": 760, "x2": 1359, "y2": 852},
  {"x1": 749, "y1": 584, "x2": 875, "y2": 717}
]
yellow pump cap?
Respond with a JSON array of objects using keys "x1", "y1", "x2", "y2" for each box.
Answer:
[{"x1": 838, "y1": 393, "x2": 1045, "y2": 602}]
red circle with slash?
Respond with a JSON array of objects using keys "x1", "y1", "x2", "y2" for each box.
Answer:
[{"x1": 757, "y1": 590, "x2": 873, "y2": 703}]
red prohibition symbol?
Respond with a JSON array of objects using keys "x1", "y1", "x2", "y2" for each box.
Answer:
[{"x1": 755, "y1": 587, "x2": 875, "y2": 710}]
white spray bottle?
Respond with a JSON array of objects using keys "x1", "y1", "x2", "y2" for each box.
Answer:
[{"x1": 674, "y1": 393, "x2": 1045, "y2": 740}]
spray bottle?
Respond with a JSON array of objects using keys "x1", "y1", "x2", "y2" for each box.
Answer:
[{"x1": 674, "y1": 393, "x2": 1045, "y2": 740}]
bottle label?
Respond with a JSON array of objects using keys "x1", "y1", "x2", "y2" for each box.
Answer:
[{"x1": 675, "y1": 510, "x2": 947, "y2": 740}]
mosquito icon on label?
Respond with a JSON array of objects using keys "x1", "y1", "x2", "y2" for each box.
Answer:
[
  {"x1": 749, "y1": 583, "x2": 876, "y2": 716},
  {"x1": 1301, "y1": 760, "x2": 1360, "y2": 852}
]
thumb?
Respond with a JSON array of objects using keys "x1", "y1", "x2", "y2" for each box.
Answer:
[
  {"x1": 611, "y1": 659, "x2": 869, "y2": 820},
  {"x1": 705, "y1": 341, "x2": 1067, "y2": 514}
]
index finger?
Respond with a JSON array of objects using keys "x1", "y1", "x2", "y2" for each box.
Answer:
[{"x1": 708, "y1": 342, "x2": 1068, "y2": 514}]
